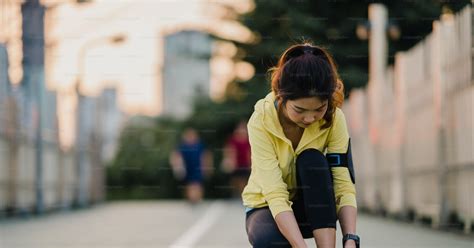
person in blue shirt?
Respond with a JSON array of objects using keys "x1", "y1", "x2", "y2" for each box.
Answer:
[{"x1": 170, "y1": 127, "x2": 213, "y2": 205}]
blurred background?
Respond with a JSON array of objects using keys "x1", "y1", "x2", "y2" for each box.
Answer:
[{"x1": 0, "y1": 0, "x2": 472, "y2": 247}]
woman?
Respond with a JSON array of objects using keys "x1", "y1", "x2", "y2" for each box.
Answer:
[{"x1": 242, "y1": 43, "x2": 360, "y2": 248}]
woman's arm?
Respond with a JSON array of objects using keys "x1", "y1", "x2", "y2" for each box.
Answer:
[
  {"x1": 275, "y1": 211, "x2": 308, "y2": 248},
  {"x1": 338, "y1": 206, "x2": 357, "y2": 235},
  {"x1": 338, "y1": 206, "x2": 357, "y2": 247},
  {"x1": 327, "y1": 109, "x2": 359, "y2": 247}
]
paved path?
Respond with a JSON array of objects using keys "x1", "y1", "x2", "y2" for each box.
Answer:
[{"x1": 0, "y1": 200, "x2": 472, "y2": 247}]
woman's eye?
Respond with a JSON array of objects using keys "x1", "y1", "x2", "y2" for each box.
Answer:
[{"x1": 294, "y1": 109, "x2": 303, "y2": 113}]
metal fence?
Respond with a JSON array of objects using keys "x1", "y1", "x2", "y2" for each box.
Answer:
[
  {"x1": 344, "y1": 6, "x2": 473, "y2": 233},
  {"x1": 1, "y1": 90, "x2": 77, "y2": 216}
]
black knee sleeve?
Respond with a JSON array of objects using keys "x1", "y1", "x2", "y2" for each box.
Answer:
[{"x1": 295, "y1": 148, "x2": 337, "y2": 230}]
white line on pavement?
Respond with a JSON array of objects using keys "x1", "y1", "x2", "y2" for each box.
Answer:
[{"x1": 169, "y1": 201, "x2": 225, "y2": 248}]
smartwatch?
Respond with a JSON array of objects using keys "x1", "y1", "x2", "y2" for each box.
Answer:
[{"x1": 342, "y1": 233, "x2": 360, "y2": 248}]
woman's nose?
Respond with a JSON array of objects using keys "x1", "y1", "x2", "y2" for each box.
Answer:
[{"x1": 303, "y1": 116, "x2": 315, "y2": 123}]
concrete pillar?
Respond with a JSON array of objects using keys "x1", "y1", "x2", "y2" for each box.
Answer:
[
  {"x1": 21, "y1": 0, "x2": 46, "y2": 215},
  {"x1": 431, "y1": 19, "x2": 450, "y2": 230},
  {"x1": 367, "y1": 3, "x2": 388, "y2": 214}
]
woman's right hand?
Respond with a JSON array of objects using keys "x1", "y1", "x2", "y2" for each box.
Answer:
[{"x1": 274, "y1": 211, "x2": 308, "y2": 248}]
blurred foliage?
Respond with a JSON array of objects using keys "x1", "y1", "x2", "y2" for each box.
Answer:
[
  {"x1": 106, "y1": 116, "x2": 183, "y2": 200},
  {"x1": 106, "y1": 1, "x2": 469, "y2": 200},
  {"x1": 232, "y1": 0, "x2": 469, "y2": 96}
]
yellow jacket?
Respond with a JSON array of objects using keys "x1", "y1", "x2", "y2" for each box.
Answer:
[{"x1": 241, "y1": 91, "x2": 357, "y2": 219}]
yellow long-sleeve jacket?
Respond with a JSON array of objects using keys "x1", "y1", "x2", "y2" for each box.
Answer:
[{"x1": 241, "y1": 91, "x2": 357, "y2": 219}]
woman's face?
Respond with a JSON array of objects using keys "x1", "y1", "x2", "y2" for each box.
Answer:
[{"x1": 283, "y1": 97, "x2": 328, "y2": 128}]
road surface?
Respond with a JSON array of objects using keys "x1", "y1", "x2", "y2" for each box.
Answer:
[{"x1": 0, "y1": 200, "x2": 472, "y2": 248}]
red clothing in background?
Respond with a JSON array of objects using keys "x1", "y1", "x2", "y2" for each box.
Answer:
[{"x1": 227, "y1": 135, "x2": 251, "y2": 169}]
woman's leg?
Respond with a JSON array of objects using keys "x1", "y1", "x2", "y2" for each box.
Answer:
[
  {"x1": 245, "y1": 199, "x2": 313, "y2": 247},
  {"x1": 295, "y1": 148, "x2": 337, "y2": 247},
  {"x1": 245, "y1": 207, "x2": 292, "y2": 248},
  {"x1": 244, "y1": 149, "x2": 337, "y2": 247}
]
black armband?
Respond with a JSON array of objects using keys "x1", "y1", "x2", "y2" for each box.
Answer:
[{"x1": 326, "y1": 138, "x2": 356, "y2": 184}]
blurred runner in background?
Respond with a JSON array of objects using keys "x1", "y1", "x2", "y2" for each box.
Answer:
[
  {"x1": 170, "y1": 128, "x2": 213, "y2": 205},
  {"x1": 221, "y1": 120, "x2": 251, "y2": 199}
]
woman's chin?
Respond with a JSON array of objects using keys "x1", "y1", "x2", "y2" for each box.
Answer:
[{"x1": 298, "y1": 123, "x2": 311, "y2": 128}]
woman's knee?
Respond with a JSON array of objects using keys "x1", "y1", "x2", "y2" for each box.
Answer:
[
  {"x1": 296, "y1": 149, "x2": 331, "y2": 173},
  {"x1": 297, "y1": 148, "x2": 326, "y2": 161}
]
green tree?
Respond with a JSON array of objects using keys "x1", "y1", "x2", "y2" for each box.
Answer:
[
  {"x1": 229, "y1": 0, "x2": 469, "y2": 98},
  {"x1": 106, "y1": 116, "x2": 183, "y2": 200}
]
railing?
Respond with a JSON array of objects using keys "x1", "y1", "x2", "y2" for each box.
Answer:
[{"x1": 344, "y1": 6, "x2": 473, "y2": 233}]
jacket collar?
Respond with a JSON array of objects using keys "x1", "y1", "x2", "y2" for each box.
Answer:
[{"x1": 258, "y1": 91, "x2": 327, "y2": 153}]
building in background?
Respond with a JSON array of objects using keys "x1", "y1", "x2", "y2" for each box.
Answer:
[
  {"x1": 161, "y1": 30, "x2": 213, "y2": 119},
  {"x1": 0, "y1": 44, "x2": 10, "y2": 117},
  {"x1": 98, "y1": 87, "x2": 126, "y2": 163}
]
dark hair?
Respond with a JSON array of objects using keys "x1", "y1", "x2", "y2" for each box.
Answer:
[{"x1": 269, "y1": 43, "x2": 344, "y2": 129}]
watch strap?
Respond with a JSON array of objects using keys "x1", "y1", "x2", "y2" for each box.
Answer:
[{"x1": 342, "y1": 233, "x2": 360, "y2": 248}]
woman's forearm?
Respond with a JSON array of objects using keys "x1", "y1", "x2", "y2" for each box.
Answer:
[
  {"x1": 274, "y1": 211, "x2": 308, "y2": 248},
  {"x1": 338, "y1": 205, "x2": 357, "y2": 234}
]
